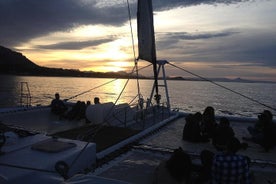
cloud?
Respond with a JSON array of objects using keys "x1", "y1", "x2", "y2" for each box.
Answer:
[
  {"x1": 153, "y1": 0, "x2": 251, "y2": 11},
  {"x1": 0, "y1": 0, "x2": 274, "y2": 71},
  {"x1": 0, "y1": 0, "x2": 127, "y2": 47},
  {"x1": 156, "y1": 29, "x2": 276, "y2": 68},
  {"x1": 156, "y1": 30, "x2": 238, "y2": 47},
  {"x1": 36, "y1": 38, "x2": 115, "y2": 50},
  {"x1": 0, "y1": 0, "x2": 251, "y2": 47}
]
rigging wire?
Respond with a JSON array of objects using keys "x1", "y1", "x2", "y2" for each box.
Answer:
[
  {"x1": 68, "y1": 67, "x2": 145, "y2": 170},
  {"x1": 64, "y1": 78, "x2": 118, "y2": 102},
  {"x1": 82, "y1": 66, "x2": 137, "y2": 138},
  {"x1": 126, "y1": 0, "x2": 142, "y2": 100},
  {"x1": 63, "y1": 63, "x2": 152, "y2": 102},
  {"x1": 168, "y1": 62, "x2": 276, "y2": 112},
  {"x1": 68, "y1": 64, "x2": 152, "y2": 169},
  {"x1": 126, "y1": 0, "x2": 137, "y2": 61}
]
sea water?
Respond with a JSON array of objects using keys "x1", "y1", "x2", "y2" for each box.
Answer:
[{"x1": 0, "y1": 75, "x2": 275, "y2": 117}]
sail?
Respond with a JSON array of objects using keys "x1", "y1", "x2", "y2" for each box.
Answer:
[
  {"x1": 137, "y1": 0, "x2": 159, "y2": 103},
  {"x1": 137, "y1": 0, "x2": 156, "y2": 64}
]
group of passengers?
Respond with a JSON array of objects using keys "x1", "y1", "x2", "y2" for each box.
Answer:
[
  {"x1": 182, "y1": 106, "x2": 276, "y2": 151},
  {"x1": 50, "y1": 93, "x2": 100, "y2": 121},
  {"x1": 182, "y1": 106, "x2": 234, "y2": 148},
  {"x1": 182, "y1": 106, "x2": 218, "y2": 143},
  {"x1": 154, "y1": 107, "x2": 275, "y2": 184},
  {"x1": 154, "y1": 137, "x2": 252, "y2": 184}
]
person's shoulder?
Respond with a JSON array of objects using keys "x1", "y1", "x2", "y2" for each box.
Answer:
[
  {"x1": 213, "y1": 152, "x2": 225, "y2": 160},
  {"x1": 51, "y1": 99, "x2": 57, "y2": 104},
  {"x1": 154, "y1": 161, "x2": 179, "y2": 184},
  {"x1": 233, "y1": 154, "x2": 249, "y2": 163}
]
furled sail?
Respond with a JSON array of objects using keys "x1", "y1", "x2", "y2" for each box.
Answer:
[
  {"x1": 137, "y1": 0, "x2": 159, "y2": 103},
  {"x1": 137, "y1": 0, "x2": 156, "y2": 64}
]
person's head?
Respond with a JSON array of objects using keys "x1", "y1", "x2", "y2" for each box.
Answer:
[
  {"x1": 226, "y1": 137, "x2": 241, "y2": 154},
  {"x1": 55, "y1": 93, "x2": 60, "y2": 100},
  {"x1": 193, "y1": 112, "x2": 202, "y2": 122},
  {"x1": 258, "y1": 110, "x2": 273, "y2": 125},
  {"x1": 203, "y1": 106, "x2": 215, "y2": 116},
  {"x1": 219, "y1": 117, "x2": 230, "y2": 127},
  {"x1": 94, "y1": 97, "x2": 100, "y2": 104},
  {"x1": 166, "y1": 147, "x2": 192, "y2": 183}
]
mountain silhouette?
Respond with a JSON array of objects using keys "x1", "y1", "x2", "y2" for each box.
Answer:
[
  {"x1": 1, "y1": 45, "x2": 270, "y2": 83},
  {"x1": 0, "y1": 45, "x2": 137, "y2": 78},
  {"x1": 0, "y1": 45, "x2": 41, "y2": 74}
]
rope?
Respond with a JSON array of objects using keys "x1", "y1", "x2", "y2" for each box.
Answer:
[
  {"x1": 64, "y1": 78, "x2": 118, "y2": 102},
  {"x1": 63, "y1": 63, "x2": 152, "y2": 102},
  {"x1": 167, "y1": 62, "x2": 276, "y2": 112},
  {"x1": 68, "y1": 61, "x2": 155, "y2": 164},
  {"x1": 52, "y1": 3, "x2": 154, "y2": 168},
  {"x1": 68, "y1": 141, "x2": 90, "y2": 170},
  {"x1": 126, "y1": 0, "x2": 142, "y2": 101},
  {"x1": 126, "y1": 0, "x2": 137, "y2": 61},
  {"x1": 86, "y1": 66, "x2": 137, "y2": 136},
  {"x1": 67, "y1": 66, "x2": 141, "y2": 170}
]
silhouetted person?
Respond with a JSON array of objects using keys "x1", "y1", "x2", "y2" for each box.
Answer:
[
  {"x1": 212, "y1": 117, "x2": 235, "y2": 151},
  {"x1": 153, "y1": 147, "x2": 192, "y2": 184},
  {"x1": 245, "y1": 110, "x2": 276, "y2": 151},
  {"x1": 212, "y1": 137, "x2": 252, "y2": 184},
  {"x1": 183, "y1": 112, "x2": 209, "y2": 142},
  {"x1": 66, "y1": 101, "x2": 86, "y2": 120},
  {"x1": 195, "y1": 150, "x2": 214, "y2": 184},
  {"x1": 86, "y1": 100, "x2": 91, "y2": 106},
  {"x1": 201, "y1": 106, "x2": 217, "y2": 139},
  {"x1": 247, "y1": 110, "x2": 272, "y2": 137},
  {"x1": 50, "y1": 93, "x2": 67, "y2": 116},
  {"x1": 94, "y1": 97, "x2": 100, "y2": 104}
]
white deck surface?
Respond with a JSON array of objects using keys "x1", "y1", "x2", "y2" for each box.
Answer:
[
  {"x1": 0, "y1": 107, "x2": 87, "y2": 134},
  {"x1": 0, "y1": 134, "x2": 96, "y2": 183}
]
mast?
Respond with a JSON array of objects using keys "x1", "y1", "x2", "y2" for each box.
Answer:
[{"x1": 137, "y1": 0, "x2": 159, "y2": 105}]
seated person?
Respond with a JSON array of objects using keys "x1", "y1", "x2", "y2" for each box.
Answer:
[
  {"x1": 153, "y1": 147, "x2": 192, "y2": 184},
  {"x1": 94, "y1": 97, "x2": 100, "y2": 104},
  {"x1": 245, "y1": 110, "x2": 276, "y2": 151},
  {"x1": 201, "y1": 106, "x2": 217, "y2": 139},
  {"x1": 212, "y1": 137, "x2": 252, "y2": 184},
  {"x1": 65, "y1": 101, "x2": 86, "y2": 120},
  {"x1": 195, "y1": 149, "x2": 214, "y2": 184},
  {"x1": 247, "y1": 110, "x2": 272, "y2": 137},
  {"x1": 86, "y1": 100, "x2": 91, "y2": 106},
  {"x1": 50, "y1": 93, "x2": 67, "y2": 115},
  {"x1": 183, "y1": 112, "x2": 209, "y2": 142},
  {"x1": 212, "y1": 117, "x2": 235, "y2": 151}
]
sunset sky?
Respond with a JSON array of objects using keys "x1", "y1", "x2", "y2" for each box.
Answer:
[{"x1": 0, "y1": 0, "x2": 275, "y2": 82}]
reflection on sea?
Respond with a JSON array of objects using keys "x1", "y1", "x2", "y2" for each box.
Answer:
[{"x1": 0, "y1": 75, "x2": 275, "y2": 117}]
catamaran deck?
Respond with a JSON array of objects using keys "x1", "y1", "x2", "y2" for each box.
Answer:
[
  {"x1": 92, "y1": 117, "x2": 276, "y2": 184},
  {"x1": 1, "y1": 108, "x2": 275, "y2": 183},
  {"x1": 140, "y1": 117, "x2": 276, "y2": 162}
]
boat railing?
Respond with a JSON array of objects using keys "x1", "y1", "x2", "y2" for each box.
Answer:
[
  {"x1": 103, "y1": 102, "x2": 172, "y2": 130},
  {"x1": 20, "y1": 82, "x2": 32, "y2": 107},
  {"x1": 107, "y1": 103, "x2": 136, "y2": 127},
  {"x1": 131, "y1": 103, "x2": 172, "y2": 129}
]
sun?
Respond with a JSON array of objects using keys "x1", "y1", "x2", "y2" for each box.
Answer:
[
  {"x1": 92, "y1": 66, "x2": 123, "y2": 73},
  {"x1": 82, "y1": 61, "x2": 133, "y2": 73}
]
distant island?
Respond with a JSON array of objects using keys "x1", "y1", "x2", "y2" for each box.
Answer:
[
  {"x1": 0, "y1": 45, "x2": 139, "y2": 79},
  {"x1": 0, "y1": 45, "x2": 273, "y2": 83}
]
